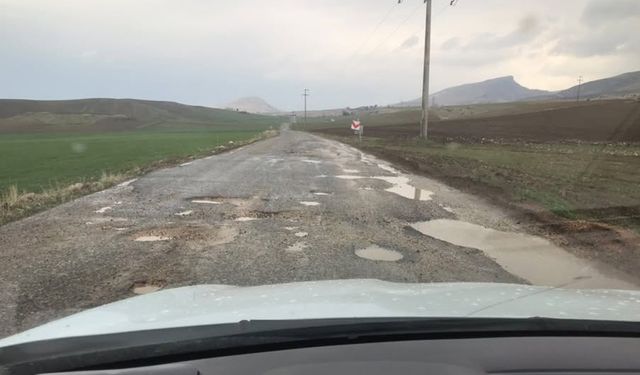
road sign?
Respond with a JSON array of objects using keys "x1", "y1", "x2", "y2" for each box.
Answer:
[{"x1": 351, "y1": 120, "x2": 361, "y2": 131}]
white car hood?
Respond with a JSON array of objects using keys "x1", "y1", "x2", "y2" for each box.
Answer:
[{"x1": 2, "y1": 280, "x2": 640, "y2": 347}]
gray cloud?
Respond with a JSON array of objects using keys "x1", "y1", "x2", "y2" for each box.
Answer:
[
  {"x1": 399, "y1": 35, "x2": 420, "y2": 50},
  {"x1": 552, "y1": 0, "x2": 640, "y2": 58},
  {"x1": 581, "y1": 0, "x2": 640, "y2": 27}
]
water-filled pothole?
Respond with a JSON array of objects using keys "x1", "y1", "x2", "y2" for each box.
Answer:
[
  {"x1": 410, "y1": 219, "x2": 637, "y2": 289},
  {"x1": 131, "y1": 225, "x2": 238, "y2": 246},
  {"x1": 355, "y1": 245, "x2": 404, "y2": 262},
  {"x1": 131, "y1": 280, "x2": 166, "y2": 294}
]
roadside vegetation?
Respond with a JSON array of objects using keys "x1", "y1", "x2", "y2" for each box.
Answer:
[{"x1": 0, "y1": 129, "x2": 278, "y2": 225}]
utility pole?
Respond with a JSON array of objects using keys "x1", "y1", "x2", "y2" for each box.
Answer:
[
  {"x1": 302, "y1": 88, "x2": 310, "y2": 125},
  {"x1": 576, "y1": 76, "x2": 583, "y2": 102},
  {"x1": 420, "y1": 0, "x2": 432, "y2": 139},
  {"x1": 399, "y1": 0, "x2": 457, "y2": 138}
]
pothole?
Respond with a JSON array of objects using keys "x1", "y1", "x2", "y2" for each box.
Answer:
[
  {"x1": 135, "y1": 235, "x2": 172, "y2": 242},
  {"x1": 286, "y1": 242, "x2": 309, "y2": 252},
  {"x1": 131, "y1": 280, "x2": 166, "y2": 295},
  {"x1": 300, "y1": 201, "x2": 320, "y2": 206},
  {"x1": 191, "y1": 199, "x2": 222, "y2": 205},
  {"x1": 235, "y1": 217, "x2": 258, "y2": 222},
  {"x1": 132, "y1": 225, "x2": 238, "y2": 246},
  {"x1": 410, "y1": 219, "x2": 637, "y2": 289},
  {"x1": 334, "y1": 175, "x2": 434, "y2": 201},
  {"x1": 355, "y1": 245, "x2": 404, "y2": 262}
]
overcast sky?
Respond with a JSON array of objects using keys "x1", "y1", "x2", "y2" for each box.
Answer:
[{"x1": 1, "y1": 0, "x2": 639, "y2": 110}]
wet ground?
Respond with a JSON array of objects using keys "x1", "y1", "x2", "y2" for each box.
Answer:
[{"x1": 0, "y1": 130, "x2": 638, "y2": 338}]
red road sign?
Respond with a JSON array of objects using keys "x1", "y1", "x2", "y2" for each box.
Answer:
[{"x1": 351, "y1": 120, "x2": 361, "y2": 130}]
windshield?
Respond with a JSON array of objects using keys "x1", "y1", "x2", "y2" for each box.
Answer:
[{"x1": 1, "y1": 0, "x2": 639, "y2": 344}]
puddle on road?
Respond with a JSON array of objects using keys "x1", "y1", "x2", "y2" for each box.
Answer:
[
  {"x1": 286, "y1": 242, "x2": 309, "y2": 252},
  {"x1": 355, "y1": 245, "x2": 404, "y2": 262},
  {"x1": 302, "y1": 159, "x2": 322, "y2": 164},
  {"x1": 131, "y1": 280, "x2": 165, "y2": 295},
  {"x1": 410, "y1": 219, "x2": 637, "y2": 290},
  {"x1": 294, "y1": 232, "x2": 309, "y2": 238},
  {"x1": 379, "y1": 176, "x2": 433, "y2": 201},
  {"x1": 117, "y1": 179, "x2": 137, "y2": 187},
  {"x1": 135, "y1": 235, "x2": 172, "y2": 242},
  {"x1": 191, "y1": 199, "x2": 221, "y2": 205},
  {"x1": 132, "y1": 225, "x2": 238, "y2": 247},
  {"x1": 378, "y1": 163, "x2": 401, "y2": 174},
  {"x1": 335, "y1": 175, "x2": 433, "y2": 201},
  {"x1": 312, "y1": 192, "x2": 331, "y2": 196},
  {"x1": 95, "y1": 206, "x2": 112, "y2": 214},
  {"x1": 175, "y1": 210, "x2": 193, "y2": 217},
  {"x1": 284, "y1": 226, "x2": 299, "y2": 231},
  {"x1": 300, "y1": 201, "x2": 320, "y2": 206},
  {"x1": 343, "y1": 169, "x2": 360, "y2": 173},
  {"x1": 235, "y1": 217, "x2": 258, "y2": 222},
  {"x1": 180, "y1": 161, "x2": 193, "y2": 167},
  {"x1": 438, "y1": 204, "x2": 455, "y2": 213}
]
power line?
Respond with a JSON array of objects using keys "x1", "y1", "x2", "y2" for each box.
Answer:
[
  {"x1": 365, "y1": 2, "x2": 423, "y2": 56},
  {"x1": 350, "y1": 3, "x2": 399, "y2": 58}
]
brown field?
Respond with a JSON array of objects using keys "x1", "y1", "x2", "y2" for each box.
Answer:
[{"x1": 314, "y1": 100, "x2": 640, "y2": 143}]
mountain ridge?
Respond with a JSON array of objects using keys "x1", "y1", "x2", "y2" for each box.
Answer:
[{"x1": 395, "y1": 70, "x2": 640, "y2": 107}]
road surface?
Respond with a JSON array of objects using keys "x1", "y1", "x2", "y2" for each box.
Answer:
[{"x1": 0, "y1": 130, "x2": 637, "y2": 337}]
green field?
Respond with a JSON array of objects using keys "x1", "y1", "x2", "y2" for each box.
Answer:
[{"x1": 0, "y1": 130, "x2": 263, "y2": 193}]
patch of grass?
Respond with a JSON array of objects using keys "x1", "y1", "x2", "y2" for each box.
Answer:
[{"x1": 517, "y1": 188, "x2": 577, "y2": 219}]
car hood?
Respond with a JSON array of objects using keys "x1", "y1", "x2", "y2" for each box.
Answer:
[{"x1": 2, "y1": 280, "x2": 640, "y2": 347}]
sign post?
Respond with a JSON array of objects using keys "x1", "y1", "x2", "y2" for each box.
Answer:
[{"x1": 351, "y1": 120, "x2": 363, "y2": 142}]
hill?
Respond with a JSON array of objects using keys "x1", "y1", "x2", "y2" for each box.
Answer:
[
  {"x1": 225, "y1": 97, "x2": 280, "y2": 114},
  {"x1": 395, "y1": 71, "x2": 640, "y2": 107},
  {"x1": 0, "y1": 98, "x2": 280, "y2": 134},
  {"x1": 538, "y1": 71, "x2": 640, "y2": 101},
  {"x1": 396, "y1": 76, "x2": 550, "y2": 107}
]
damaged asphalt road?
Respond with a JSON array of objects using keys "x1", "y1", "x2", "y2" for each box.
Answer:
[{"x1": 0, "y1": 130, "x2": 637, "y2": 337}]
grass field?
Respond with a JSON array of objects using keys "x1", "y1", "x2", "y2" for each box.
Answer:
[
  {"x1": 0, "y1": 127, "x2": 277, "y2": 225},
  {"x1": 0, "y1": 130, "x2": 261, "y2": 193}
]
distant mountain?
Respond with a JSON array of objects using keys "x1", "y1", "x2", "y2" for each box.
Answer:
[
  {"x1": 536, "y1": 71, "x2": 640, "y2": 101},
  {"x1": 395, "y1": 71, "x2": 640, "y2": 107},
  {"x1": 0, "y1": 98, "x2": 279, "y2": 133},
  {"x1": 226, "y1": 97, "x2": 280, "y2": 114},
  {"x1": 396, "y1": 76, "x2": 550, "y2": 107}
]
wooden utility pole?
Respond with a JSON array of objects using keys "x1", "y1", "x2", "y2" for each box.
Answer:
[
  {"x1": 420, "y1": 0, "x2": 432, "y2": 139},
  {"x1": 576, "y1": 76, "x2": 583, "y2": 102},
  {"x1": 302, "y1": 88, "x2": 310, "y2": 125}
]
